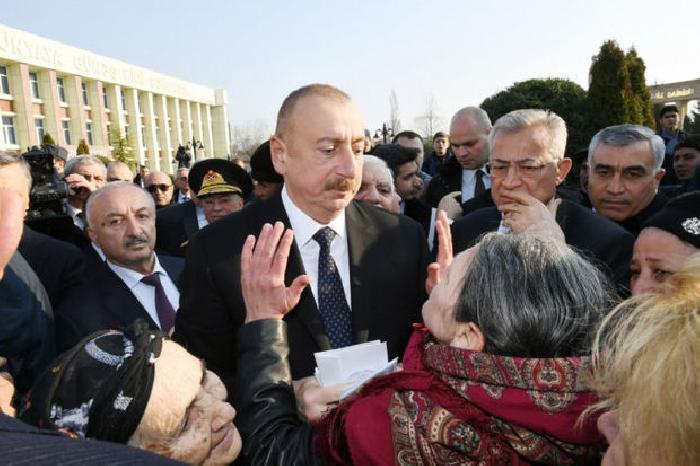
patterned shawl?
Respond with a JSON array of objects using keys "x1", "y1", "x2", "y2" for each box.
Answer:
[{"x1": 315, "y1": 325, "x2": 603, "y2": 465}]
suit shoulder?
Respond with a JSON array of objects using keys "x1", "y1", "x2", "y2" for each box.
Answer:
[
  {"x1": 352, "y1": 201, "x2": 424, "y2": 235},
  {"x1": 156, "y1": 201, "x2": 191, "y2": 223},
  {"x1": 561, "y1": 201, "x2": 633, "y2": 241}
]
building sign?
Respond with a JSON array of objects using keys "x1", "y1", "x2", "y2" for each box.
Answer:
[
  {"x1": 0, "y1": 23, "x2": 217, "y2": 104},
  {"x1": 649, "y1": 80, "x2": 700, "y2": 102}
]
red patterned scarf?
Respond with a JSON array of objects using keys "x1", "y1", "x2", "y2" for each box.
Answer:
[{"x1": 314, "y1": 326, "x2": 603, "y2": 465}]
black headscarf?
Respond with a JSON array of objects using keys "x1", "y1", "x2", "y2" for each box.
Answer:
[{"x1": 21, "y1": 320, "x2": 164, "y2": 443}]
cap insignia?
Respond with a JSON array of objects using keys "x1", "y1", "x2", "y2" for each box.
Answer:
[{"x1": 681, "y1": 217, "x2": 700, "y2": 235}]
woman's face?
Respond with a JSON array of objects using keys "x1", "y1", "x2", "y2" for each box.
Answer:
[
  {"x1": 630, "y1": 228, "x2": 697, "y2": 295},
  {"x1": 422, "y1": 247, "x2": 476, "y2": 344},
  {"x1": 169, "y1": 370, "x2": 242, "y2": 465},
  {"x1": 598, "y1": 410, "x2": 626, "y2": 466}
]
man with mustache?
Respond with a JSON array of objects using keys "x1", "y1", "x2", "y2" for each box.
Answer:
[
  {"x1": 587, "y1": 124, "x2": 668, "y2": 236},
  {"x1": 175, "y1": 84, "x2": 429, "y2": 425},
  {"x1": 451, "y1": 109, "x2": 634, "y2": 293},
  {"x1": 56, "y1": 182, "x2": 184, "y2": 352}
]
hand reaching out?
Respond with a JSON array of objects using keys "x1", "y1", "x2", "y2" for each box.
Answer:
[
  {"x1": 426, "y1": 210, "x2": 453, "y2": 295},
  {"x1": 241, "y1": 222, "x2": 311, "y2": 323}
]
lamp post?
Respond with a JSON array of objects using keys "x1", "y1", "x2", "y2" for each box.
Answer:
[
  {"x1": 186, "y1": 137, "x2": 205, "y2": 160},
  {"x1": 376, "y1": 123, "x2": 393, "y2": 144}
]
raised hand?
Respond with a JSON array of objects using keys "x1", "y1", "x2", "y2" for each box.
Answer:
[
  {"x1": 241, "y1": 222, "x2": 311, "y2": 323},
  {"x1": 426, "y1": 209, "x2": 453, "y2": 294},
  {"x1": 499, "y1": 189, "x2": 564, "y2": 243}
]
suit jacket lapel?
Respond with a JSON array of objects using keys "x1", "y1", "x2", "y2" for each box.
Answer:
[
  {"x1": 183, "y1": 201, "x2": 199, "y2": 238},
  {"x1": 345, "y1": 201, "x2": 376, "y2": 345},
  {"x1": 99, "y1": 263, "x2": 159, "y2": 329}
]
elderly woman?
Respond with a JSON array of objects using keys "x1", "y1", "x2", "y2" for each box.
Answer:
[
  {"x1": 630, "y1": 191, "x2": 700, "y2": 295},
  {"x1": 21, "y1": 321, "x2": 242, "y2": 465},
  {"x1": 591, "y1": 254, "x2": 700, "y2": 466},
  {"x1": 354, "y1": 154, "x2": 401, "y2": 213},
  {"x1": 232, "y1": 221, "x2": 614, "y2": 464}
]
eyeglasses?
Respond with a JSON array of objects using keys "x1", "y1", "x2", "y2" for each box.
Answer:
[
  {"x1": 485, "y1": 161, "x2": 556, "y2": 180},
  {"x1": 146, "y1": 184, "x2": 172, "y2": 192}
]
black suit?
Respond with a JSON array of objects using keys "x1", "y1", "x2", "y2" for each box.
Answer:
[
  {"x1": 155, "y1": 200, "x2": 200, "y2": 257},
  {"x1": 425, "y1": 156, "x2": 462, "y2": 207},
  {"x1": 56, "y1": 253, "x2": 183, "y2": 352},
  {"x1": 451, "y1": 199, "x2": 634, "y2": 293},
  {"x1": 403, "y1": 198, "x2": 433, "y2": 236},
  {"x1": 174, "y1": 192, "x2": 430, "y2": 391},
  {"x1": 19, "y1": 226, "x2": 87, "y2": 325}
]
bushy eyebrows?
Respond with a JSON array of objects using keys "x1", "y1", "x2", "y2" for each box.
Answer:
[{"x1": 315, "y1": 136, "x2": 365, "y2": 145}]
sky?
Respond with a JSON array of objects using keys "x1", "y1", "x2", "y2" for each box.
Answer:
[{"x1": 3, "y1": 0, "x2": 699, "y2": 139}]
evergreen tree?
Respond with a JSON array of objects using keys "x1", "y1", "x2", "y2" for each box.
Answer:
[
  {"x1": 480, "y1": 78, "x2": 592, "y2": 153},
  {"x1": 588, "y1": 40, "x2": 630, "y2": 131},
  {"x1": 76, "y1": 138, "x2": 90, "y2": 155},
  {"x1": 684, "y1": 102, "x2": 700, "y2": 134},
  {"x1": 41, "y1": 133, "x2": 56, "y2": 147},
  {"x1": 110, "y1": 128, "x2": 137, "y2": 169},
  {"x1": 625, "y1": 48, "x2": 655, "y2": 127}
]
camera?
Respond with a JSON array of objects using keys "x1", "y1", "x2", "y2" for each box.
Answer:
[{"x1": 22, "y1": 145, "x2": 71, "y2": 219}]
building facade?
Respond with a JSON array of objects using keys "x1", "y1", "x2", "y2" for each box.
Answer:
[{"x1": 0, "y1": 23, "x2": 230, "y2": 173}]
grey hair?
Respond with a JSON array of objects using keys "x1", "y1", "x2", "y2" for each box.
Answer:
[
  {"x1": 64, "y1": 155, "x2": 107, "y2": 178},
  {"x1": 488, "y1": 109, "x2": 567, "y2": 161},
  {"x1": 456, "y1": 233, "x2": 615, "y2": 357},
  {"x1": 0, "y1": 151, "x2": 32, "y2": 193},
  {"x1": 85, "y1": 181, "x2": 155, "y2": 228},
  {"x1": 588, "y1": 124, "x2": 665, "y2": 172},
  {"x1": 450, "y1": 107, "x2": 492, "y2": 135},
  {"x1": 362, "y1": 154, "x2": 395, "y2": 191}
]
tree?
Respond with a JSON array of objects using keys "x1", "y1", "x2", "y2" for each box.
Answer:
[
  {"x1": 76, "y1": 138, "x2": 90, "y2": 155},
  {"x1": 110, "y1": 128, "x2": 136, "y2": 169},
  {"x1": 588, "y1": 40, "x2": 630, "y2": 131},
  {"x1": 389, "y1": 89, "x2": 401, "y2": 133},
  {"x1": 413, "y1": 93, "x2": 443, "y2": 138},
  {"x1": 230, "y1": 119, "x2": 268, "y2": 161},
  {"x1": 625, "y1": 48, "x2": 655, "y2": 127},
  {"x1": 41, "y1": 133, "x2": 56, "y2": 147},
  {"x1": 480, "y1": 78, "x2": 592, "y2": 154}
]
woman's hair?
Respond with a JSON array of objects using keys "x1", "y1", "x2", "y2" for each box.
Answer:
[
  {"x1": 457, "y1": 233, "x2": 615, "y2": 357},
  {"x1": 589, "y1": 253, "x2": 700, "y2": 466}
]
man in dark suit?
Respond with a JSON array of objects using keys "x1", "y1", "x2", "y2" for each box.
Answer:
[
  {"x1": 373, "y1": 143, "x2": 433, "y2": 235},
  {"x1": 174, "y1": 84, "x2": 429, "y2": 406},
  {"x1": 586, "y1": 124, "x2": 669, "y2": 236},
  {"x1": 56, "y1": 182, "x2": 183, "y2": 352},
  {"x1": 451, "y1": 109, "x2": 634, "y2": 292}
]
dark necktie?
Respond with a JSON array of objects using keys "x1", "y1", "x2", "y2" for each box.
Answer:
[
  {"x1": 140, "y1": 273, "x2": 176, "y2": 332},
  {"x1": 312, "y1": 227, "x2": 352, "y2": 348},
  {"x1": 474, "y1": 169, "x2": 486, "y2": 197}
]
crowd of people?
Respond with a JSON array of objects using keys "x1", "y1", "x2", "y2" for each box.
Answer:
[{"x1": 0, "y1": 83, "x2": 698, "y2": 465}]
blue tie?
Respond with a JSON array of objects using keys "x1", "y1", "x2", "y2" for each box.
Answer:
[{"x1": 312, "y1": 227, "x2": 352, "y2": 348}]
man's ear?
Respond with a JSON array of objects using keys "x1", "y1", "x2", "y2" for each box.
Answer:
[
  {"x1": 269, "y1": 135, "x2": 288, "y2": 176},
  {"x1": 555, "y1": 157, "x2": 573, "y2": 186},
  {"x1": 450, "y1": 322, "x2": 485, "y2": 351},
  {"x1": 86, "y1": 226, "x2": 98, "y2": 244},
  {"x1": 654, "y1": 168, "x2": 666, "y2": 192}
]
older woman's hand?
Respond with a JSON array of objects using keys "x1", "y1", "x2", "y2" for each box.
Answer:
[
  {"x1": 426, "y1": 210, "x2": 453, "y2": 295},
  {"x1": 241, "y1": 222, "x2": 311, "y2": 323},
  {"x1": 499, "y1": 189, "x2": 564, "y2": 243}
]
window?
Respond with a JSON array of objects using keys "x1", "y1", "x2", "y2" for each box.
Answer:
[
  {"x1": 82, "y1": 82, "x2": 89, "y2": 106},
  {"x1": 29, "y1": 72, "x2": 39, "y2": 99},
  {"x1": 56, "y1": 77, "x2": 66, "y2": 103},
  {"x1": 62, "y1": 120, "x2": 71, "y2": 145},
  {"x1": 86, "y1": 121, "x2": 93, "y2": 145},
  {"x1": 2, "y1": 116, "x2": 16, "y2": 145},
  {"x1": 0, "y1": 66, "x2": 9, "y2": 94},
  {"x1": 102, "y1": 86, "x2": 109, "y2": 109},
  {"x1": 124, "y1": 124, "x2": 129, "y2": 139},
  {"x1": 137, "y1": 94, "x2": 142, "y2": 113},
  {"x1": 106, "y1": 121, "x2": 112, "y2": 142},
  {"x1": 120, "y1": 89, "x2": 126, "y2": 111},
  {"x1": 34, "y1": 117, "x2": 45, "y2": 141},
  {"x1": 155, "y1": 126, "x2": 161, "y2": 148},
  {"x1": 140, "y1": 125, "x2": 145, "y2": 144}
]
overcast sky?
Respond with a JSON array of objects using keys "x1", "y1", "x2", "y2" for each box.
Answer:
[{"x1": 3, "y1": 0, "x2": 699, "y2": 137}]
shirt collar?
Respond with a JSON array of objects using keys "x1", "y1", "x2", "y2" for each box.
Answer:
[
  {"x1": 106, "y1": 254, "x2": 166, "y2": 290},
  {"x1": 281, "y1": 185, "x2": 347, "y2": 247}
]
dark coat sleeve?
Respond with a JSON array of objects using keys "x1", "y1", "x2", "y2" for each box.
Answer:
[{"x1": 232, "y1": 319, "x2": 320, "y2": 466}]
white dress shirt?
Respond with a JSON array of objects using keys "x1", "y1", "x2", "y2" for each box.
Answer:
[
  {"x1": 460, "y1": 169, "x2": 491, "y2": 203},
  {"x1": 196, "y1": 204, "x2": 207, "y2": 229},
  {"x1": 64, "y1": 200, "x2": 85, "y2": 230},
  {"x1": 281, "y1": 186, "x2": 352, "y2": 308},
  {"x1": 106, "y1": 255, "x2": 180, "y2": 329},
  {"x1": 178, "y1": 191, "x2": 191, "y2": 204}
]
